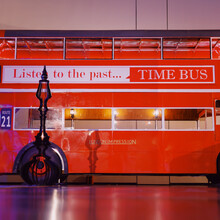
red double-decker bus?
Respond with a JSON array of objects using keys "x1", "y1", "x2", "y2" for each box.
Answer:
[{"x1": 1, "y1": 31, "x2": 220, "y2": 183}]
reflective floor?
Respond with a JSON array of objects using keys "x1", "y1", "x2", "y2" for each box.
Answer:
[{"x1": 0, "y1": 185, "x2": 220, "y2": 220}]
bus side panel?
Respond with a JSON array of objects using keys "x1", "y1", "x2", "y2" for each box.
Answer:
[
  {"x1": 112, "y1": 93, "x2": 214, "y2": 108},
  {"x1": 50, "y1": 130, "x2": 217, "y2": 174},
  {"x1": 49, "y1": 92, "x2": 114, "y2": 108},
  {"x1": 162, "y1": 131, "x2": 217, "y2": 174},
  {"x1": 94, "y1": 131, "x2": 217, "y2": 174},
  {"x1": 0, "y1": 130, "x2": 218, "y2": 174}
]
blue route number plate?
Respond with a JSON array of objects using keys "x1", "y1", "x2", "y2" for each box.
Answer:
[{"x1": 1, "y1": 108, "x2": 12, "y2": 129}]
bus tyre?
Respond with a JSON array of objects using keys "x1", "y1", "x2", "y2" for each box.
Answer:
[
  {"x1": 207, "y1": 174, "x2": 220, "y2": 184},
  {"x1": 207, "y1": 154, "x2": 220, "y2": 184}
]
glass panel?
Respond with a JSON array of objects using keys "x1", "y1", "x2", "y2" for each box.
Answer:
[
  {"x1": 66, "y1": 38, "x2": 112, "y2": 59},
  {"x1": 46, "y1": 109, "x2": 62, "y2": 129},
  {"x1": 165, "y1": 109, "x2": 213, "y2": 130},
  {"x1": 114, "y1": 38, "x2": 161, "y2": 59},
  {"x1": 114, "y1": 109, "x2": 162, "y2": 130},
  {"x1": 17, "y1": 38, "x2": 64, "y2": 59},
  {"x1": 212, "y1": 38, "x2": 220, "y2": 59},
  {"x1": 163, "y1": 38, "x2": 210, "y2": 59},
  {"x1": 65, "y1": 108, "x2": 112, "y2": 129},
  {"x1": 216, "y1": 100, "x2": 220, "y2": 125},
  {"x1": 0, "y1": 38, "x2": 15, "y2": 59},
  {"x1": 15, "y1": 108, "x2": 62, "y2": 129}
]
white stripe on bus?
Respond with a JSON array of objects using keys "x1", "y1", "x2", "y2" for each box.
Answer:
[{"x1": 1, "y1": 89, "x2": 220, "y2": 93}]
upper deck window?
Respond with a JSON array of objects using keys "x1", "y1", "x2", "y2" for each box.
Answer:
[
  {"x1": 163, "y1": 38, "x2": 210, "y2": 59},
  {"x1": 66, "y1": 38, "x2": 112, "y2": 59},
  {"x1": 212, "y1": 38, "x2": 220, "y2": 59},
  {"x1": 16, "y1": 38, "x2": 64, "y2": 59},
  {"x1": 114, "y1": 38, "x2": 161, "y2": 59},
  {"x1": 2, "y1": 37, "x2": 220, "y2": 60},
  {"x1": 0, "y1": 38, "x2": 15, "y2": 59}
]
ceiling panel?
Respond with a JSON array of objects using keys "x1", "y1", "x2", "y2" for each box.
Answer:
[
  {"x1": 168, "y1": 0, "x2": 220, "y2": 29},
  {"x1": 0, "y1": 0, "x2": 136, "y2": 30},
  {"x1": 137, "y1": 0, "x2": 167, "y2": 30}
]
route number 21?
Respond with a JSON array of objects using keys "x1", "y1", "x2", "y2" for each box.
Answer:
[
  {"x1": 1, "y1": 116, "x2": 11, "y2": 128},
  {"x1": 0, "y1": 108, "x2": 12, "y2": 129}
]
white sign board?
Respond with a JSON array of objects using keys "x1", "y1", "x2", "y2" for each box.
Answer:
[
  {"x1": 2, "y1": 65, "x2": 215, "y2": 84},
  {"x1": 2, "y1": 66, "x2": 129, "y2": 84}
]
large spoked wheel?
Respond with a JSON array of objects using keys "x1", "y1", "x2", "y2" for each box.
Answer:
[{"x1": 13, "y1": 142, "x2": 68, "y2": 185}]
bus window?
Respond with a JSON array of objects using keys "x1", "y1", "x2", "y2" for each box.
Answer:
[
  {"x1": 65, "y1": 38, "x2": 112, "y2": 59},
  {"x1": 114, "y1": 109, "x2": 162, "y2": 130},
  {"x1": 212, "y1": 38, "x2": 220, "y2": 59},
  {"x1": 64, "y1": 108, "x2": 112, "y2": 129},
  {"x1": 114, "y1": 38, "x2": 161, "y2": 59},
  {"x1": 14, "y1": 108, "x2": 62, "y2": 130},
  {"x1": 163, "y1": 38, "x2": 210, "y2": 59},
  {"x1": 198, "y1": 109, "x2": 213, "y2": 130},
  {"x1": 16, "y1": 38, "x2": 64, "y2": 59},
  {"x1": 165, "y1": 109, "x2": 213, "y2": 130},
  {"x1": 0, "y1": 38, "x2": 15, "y2": 59},
  {"x1": 215, "y1": 100, "x2": 220, "y2": 125}
]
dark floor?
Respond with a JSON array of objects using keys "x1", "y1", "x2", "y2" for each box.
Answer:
[{"x1": 0, "y1": 185, "x2": 219, "y2": 220}]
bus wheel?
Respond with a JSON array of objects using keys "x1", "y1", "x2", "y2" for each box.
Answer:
[
  {"x1": 207, "y1": 154, "x2": 220, "y2": 184},
  {"x1": 207, "y1": 174, "x2": 220, "y2": 184},
  {"x1": 13, "y1": 142, "x2": 68, "y2": 185}
]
